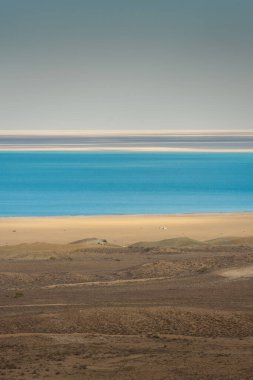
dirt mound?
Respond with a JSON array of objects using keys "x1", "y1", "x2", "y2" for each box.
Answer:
[
  {"x1": 129, "y1": 236, "x2": 253, "y2": 250},
  {"x1": 129, "y1": 237, "x2": 205, "y2": 249},
  {"x1": 206, "y1": 236, "x2": 253, "y2": 246},
  {"x1": 1, "y1": 307, "x2": 252, "y2": 338},
  {"x1": 0, "y1": 271, "x2": 95, "y2": 289},
  {"x1": 115, "y1": 259, "x2": 210, "y2": 279},
  {"x1": 116, "y1": 261, "x2": 179, "y2": 279},
  {"x1": 0, "y1": 241, "x2": 118, "y2": 260},
  {"x1": 70, "y1": 237, "x2": 108, "y2": 245}
]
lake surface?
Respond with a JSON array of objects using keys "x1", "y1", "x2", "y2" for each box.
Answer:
[{"x1": 1, "y1": 152, "x2": 253, "y2": 216}]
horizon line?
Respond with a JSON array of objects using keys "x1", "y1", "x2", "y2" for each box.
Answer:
[{"x1": 1, "y1": 129, "x2": 253, "y2": 136}]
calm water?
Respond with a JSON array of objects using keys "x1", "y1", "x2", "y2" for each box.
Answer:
[{"x1": 0, "y1": 152, "x2": 253, "y2": 216}]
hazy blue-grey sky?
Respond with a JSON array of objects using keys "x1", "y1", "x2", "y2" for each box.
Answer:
[{"x1": 0, "y1": 0, "x2": 253, "y2": 131}]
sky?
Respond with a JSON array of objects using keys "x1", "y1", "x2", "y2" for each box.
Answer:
[{"x1": 0, "y1": 0, "x2": 253, "y2": 131}]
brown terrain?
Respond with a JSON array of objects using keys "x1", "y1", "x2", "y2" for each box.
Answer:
[{"x1": 0, "y1": 235, "x2": 253, "y2": 379}]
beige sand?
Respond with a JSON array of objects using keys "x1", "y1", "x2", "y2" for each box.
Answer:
[
  {"x1": 219, "y1": 266, "x2": 253, "y2": 279},
  {"x1": 1, "y1": 212, "x2": 253, "y2": 246}
]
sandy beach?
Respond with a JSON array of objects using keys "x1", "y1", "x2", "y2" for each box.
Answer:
[{"x1": 1, "y1": 212, "x2": 253, "y2": 246}]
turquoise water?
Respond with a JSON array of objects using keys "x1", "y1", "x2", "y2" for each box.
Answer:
[{"x1": 0, "y1": 152, "x2": 253, "y2": 216}]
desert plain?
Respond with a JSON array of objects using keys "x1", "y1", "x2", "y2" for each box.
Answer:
[{"x1": 0, "y1": 213, "x2": 253, "y2": 379}]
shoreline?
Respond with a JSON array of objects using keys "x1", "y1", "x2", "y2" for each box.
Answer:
[
  {"x1": 1, "y1": 210, "x2": 253, "y2": 219},
  {"x1": 1, "y1": 212, "x2": 253, "y2": 246},
  {"x1": 1, "y1": 131, "x2": 253, "y2": 152},
  {"x1": 1, "y1": 148, "x2": 253, "y2": 153}
]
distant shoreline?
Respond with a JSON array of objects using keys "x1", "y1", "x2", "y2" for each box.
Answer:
[
  {"x1": 1, "y1": 147, "x2": 253, "y2": 152},
  {"x1": 1, "y1": 131, "x2": 253, "y2": 152},
  {"x1": 1, "y1": 130, "x2": 253, "y2": 135}
]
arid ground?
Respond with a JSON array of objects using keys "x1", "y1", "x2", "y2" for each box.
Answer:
[{"x1": 0, "y1": 216, "x2": 253, "y2": 379}]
